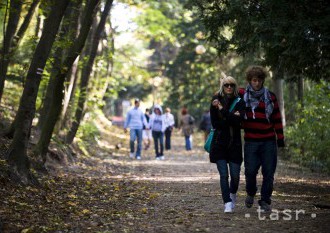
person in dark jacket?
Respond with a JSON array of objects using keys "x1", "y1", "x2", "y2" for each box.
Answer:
[
  {"x1": 199, "y1": 110, "x2": 212, "y2": 141},
  {"x1": 210, "y1": 76, "x2": 246, "y2": 213},
  {"x1": 241, "y1": 66, "x2": 285, "y2": 212}
]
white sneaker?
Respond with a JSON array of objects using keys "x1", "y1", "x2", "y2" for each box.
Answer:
[
  {"x1": 155, "y1": 157, "x2": 161, "y2": 160},
  {"x1": 224, "y1": 202, "x2": 233, "y2": 213},
  {"x1": 136, "y1": 156, "x2": 141, "y2": 160},
  {"x1": 129, "y1": 153, "x2": 135, "y2": 159},
  {"x1": 160, "y1": 155, "x2": 165, "y2": 160},
  {"x1": 230, "y1": 193, "x2": 237, "y2": 209}
]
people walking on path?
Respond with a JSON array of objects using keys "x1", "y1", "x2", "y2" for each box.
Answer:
[
  {"x1": 210, "y1": 76, "x2": 246, "y2": 213},
  {"x1": 199, "y1": 109, "x2": 212, "y2": 141},
  {"x1": 142, "y1": 108, "x2": 152, "y2": 150},
  {"x1": 124, "y1": 99, "x2": 148, "y2": 160},
  {"x1": 164, "y1": 107, "x2": 175, "y2": 150},
  {"x1": 149, "y1": 105, "x2": 166, "y2": 160},
  {"x1": 241, "y1": 66, "x2": 285, "y2": 212},
  {"x1": 179, "y1": 107, "x2": 195, "y2": 151}
]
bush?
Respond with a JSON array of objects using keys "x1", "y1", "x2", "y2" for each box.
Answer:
[
  {"x1": 285, "y1": 81, "x2": 330, "y2": 172},
  {"x1": 76, "y1": 114, "x2": 100, "y2": 143}
]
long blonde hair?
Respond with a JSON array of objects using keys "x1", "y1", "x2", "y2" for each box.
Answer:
[{"x1": 218, "y1": 76, "x2": 239, "y2": 97}]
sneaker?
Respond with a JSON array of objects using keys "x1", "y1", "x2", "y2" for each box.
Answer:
[
  {"x1": 129, "y1": 152, "x2": 135, "y2": 159},
  {"x1": 160, "y1": 155, "x2": 165, "y2": 160},
  {"x1": 230, "y1": 193, "x2": 237, "y2": 208},
  {"x1": 258, "y1": 200, "x2": 272, "y2": 212},
  {"x1": 136, "y1": 156, "x2": 141, "y2": 160},
  {"x1": 155, "y1": 157, "x2": 161, "y2": 160},
  {"x1": 245, "y1": 195, "x2": 254, "y2": 208},
  {"x1": 224, "y1": 202, "x2": 233, "y2": 213}
]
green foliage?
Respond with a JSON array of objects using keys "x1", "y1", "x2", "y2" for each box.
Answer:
[
  {"x1": 190, "y1": 0, "x2": 330, "y2": 81},
  {"x1": 134, "y1": 7, "x2": 177, "y2": 43},
  {"x1": 76, "y1": 113, "x2": 101, "y2": 143},
  {"x1": 285, "y1": 81, "x2": 330, "y2": 172}
]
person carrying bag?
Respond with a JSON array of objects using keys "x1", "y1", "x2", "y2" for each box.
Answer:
[{"x1": 208, "y1": 76, "x2": 245, "y2": 213}]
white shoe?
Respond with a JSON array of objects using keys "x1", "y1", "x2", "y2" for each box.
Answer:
[
  {"x1": 160, "y1": 155, "x2": 165, "y2": 160},
  {"x1": 230, "y1": 193, "x2": 237, "y2": 209},
  {"x1": 129, "y1": 153, "x2": 135, "y2": 159},
  {"x1": 136, "y1": 156, "x2": 141, "y2": 160},
  {"x1": 155, "y1": 157, "x2": 161, "y2": 160},
  {"x1": 224, "y1": 202, "x2": 233, "y2": 213}
]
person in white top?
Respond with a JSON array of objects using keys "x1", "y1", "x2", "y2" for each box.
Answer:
[
  {"x1": 142, "y1": 108, "x2": 152, "y2": 150},
  {"x1": 149, "y1": 105, "x2": 166, "y2": 160},
  {"x1": 164, "y1": 107, "x2": 175, "y2": 150}
]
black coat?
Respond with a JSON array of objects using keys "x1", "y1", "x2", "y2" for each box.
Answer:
[{"x1": 209, "y1": 93, "x2": 246, "y2": 164}]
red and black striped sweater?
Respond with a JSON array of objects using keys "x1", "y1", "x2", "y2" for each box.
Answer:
[{"x1": 239, "y1": 88, "x2": 285, "y2": 147}]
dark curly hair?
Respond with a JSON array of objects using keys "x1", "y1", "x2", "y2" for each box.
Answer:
[{"x1": 245, "y1": 66, "x2": 267, "y2": 82}]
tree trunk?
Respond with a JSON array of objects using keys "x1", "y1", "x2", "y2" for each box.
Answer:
[
  {"x1": 59, "y1": 57, "x2": 79, "y2": 129},
  {"x1": 37, "y1": 47, "x2": 62, "y2": 131},
  {"x1": 287, "y1": 80, "x2": 296, "y2": 123},
  {"x1": 0, "y1": 0, "x2": 23, "y2": 102},
  {"x1": 99, "y1": 20, "x2": 114, "y2": 100},
  {"x1": 298, "y1": 76, "x2": 304, "y2": 107},
  {"x1": 37, "y1": 0, "x2": 79, "y2": 131},
  {"x1": 12, "y1": 0, "x2": 41, "y2": 49},
  {"x1": 57, "y1": 0, "x2": 85, "y2": 132},
  {"x1": 34, "y1": 15, "x2": 42, "y2": 38},
  {"x1": 66, "y1": 0, "x2": 114, "y2": 144},
  {"x1": 60, "y1": 61, "x2": 80, "y2": 131},
  {"x1": 6, "y1": 0, "x2": 70, "y2": 184},
  {"x1": 35, "y1": 0, "x2": 101, "y2": 159},
  {"x1": 60, "y1": 1, "x2": 93, "y2": 131},
  {"x1": 272, "y1": 68, "x2": 286, "y2": 128}
]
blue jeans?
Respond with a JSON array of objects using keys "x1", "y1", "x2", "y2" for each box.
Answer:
[
  {"x1": 130, "y1": 129, "x2": 142, "y2": 157},
  {"x1": 216, "y1": 160, "x2": 241, "y2": 203},
  {"x1": 185, "y1": 135, "x2": 192, "y2": 150},
  {"x1": 152, "y1": 131, "x2": 164, "y2": 157},
  {"x1": 244, "y1": 141, "x2": 277, "y2": 204}
]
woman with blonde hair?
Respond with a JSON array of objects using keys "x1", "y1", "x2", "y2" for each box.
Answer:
[{"x1": 209, "y1": 76, "x2": 245, "y2": 213}]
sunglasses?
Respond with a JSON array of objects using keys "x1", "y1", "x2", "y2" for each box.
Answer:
[{"x1": 224, "y1": 83, "x2": 235, "y2": 88}]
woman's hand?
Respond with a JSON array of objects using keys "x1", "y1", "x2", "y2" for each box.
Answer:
[{"x1": 212, "y1": 99, "x2": 223, "y2": 110}]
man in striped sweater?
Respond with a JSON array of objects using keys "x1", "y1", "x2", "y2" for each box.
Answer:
[{"x1": 241, "y1": 66, "x2": 285, "y2": 212}]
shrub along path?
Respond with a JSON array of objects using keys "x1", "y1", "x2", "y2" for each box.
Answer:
[{"x1": 1, "y1": 118, "x2": 330, "y2": 232}]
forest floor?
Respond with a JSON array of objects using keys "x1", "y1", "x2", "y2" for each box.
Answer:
[{"x1": 1, "y1": 116, "x2": 330, "y2": 233}]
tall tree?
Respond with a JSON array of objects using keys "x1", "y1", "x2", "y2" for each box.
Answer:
[
  {"x1": 37, "y1": 0, "x2": 82, "y2": 131},
  {"x1": 0, "y1": 0, "x2": 23, "y2": 102},
  {"x1": 11, "y1": 0, "x2": 41, "y2": 49},
  {"x1": 66, "y1": 0, "x2": 114, "y2": 144},
  {"x1": 35, "y1": 0, "x2": 102, "y2": 159},
  {"x1": 6, "y1": 0, "x2": 70, "y2": 184}
]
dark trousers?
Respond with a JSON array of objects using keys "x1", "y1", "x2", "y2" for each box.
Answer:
[
  {"x1": 165, "y1": 127, "x2": 172, "y2": 150},
  {"x1": 152, "y1": 131, "x2": 164, "y2": 157},
  {"x1": 244, "y1": 140, "x2": 277, "y2": 204}
]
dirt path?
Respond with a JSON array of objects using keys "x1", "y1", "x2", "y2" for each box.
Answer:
[
  {"x1": 96, "y1": 132, "x2": 330, "y2": 233},
  {"x1": 65, "y1": 122, "x2": 330, "y2": 233},
  {"x1": 1, "y1": 124, "x2": 330, "y2": 232}
]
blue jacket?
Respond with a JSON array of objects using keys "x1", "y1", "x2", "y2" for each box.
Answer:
[{"x1": 124, "y1": 107, "x2": 147, "y2": 130}]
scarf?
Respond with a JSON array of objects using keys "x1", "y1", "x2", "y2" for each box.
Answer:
[{"x1": 244, "y1": 84, "x2": 274, "y2": 121}]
